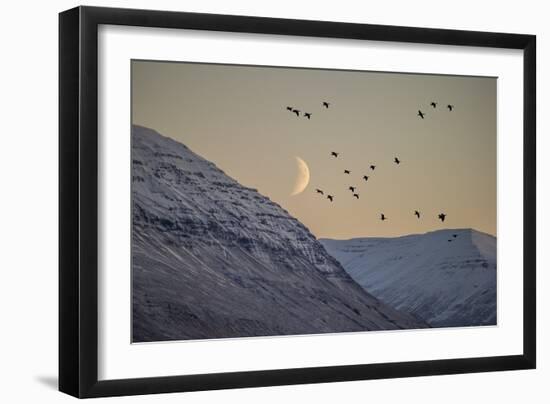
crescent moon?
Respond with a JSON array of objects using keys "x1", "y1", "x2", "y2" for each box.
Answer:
[{"x1": 290, "y1": 156, "x2": 310, "y2": 196}]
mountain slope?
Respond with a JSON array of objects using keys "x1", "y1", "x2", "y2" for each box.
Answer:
[
  {"x1": 131, "y1": 125, "x2": 425, "y2": 342},
  {"x1": 320, "y1": 229, "x2": 496, "y2": 327}
]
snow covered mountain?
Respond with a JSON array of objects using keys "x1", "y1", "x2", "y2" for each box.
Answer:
[
  {"x1": 131, "y1": 125, "x2": 425, "y2": 342},
  {"x1": 320, "y1": 229, "x2": 496, "y2": 328}
]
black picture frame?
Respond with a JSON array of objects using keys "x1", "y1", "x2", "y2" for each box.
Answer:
[{"x1": 59, "y1": 5, "x2": 536, "y2": 398}]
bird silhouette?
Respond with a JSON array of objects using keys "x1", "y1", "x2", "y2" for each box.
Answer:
[
  {"x1": 323, "y1": 101, "x2": 330, "y2": 108},
  {"x1": 394, "y1": 157, "x2": 400, "y2": 164},
  {"x1": 304, "y1": 112, "x2": 312, "y2": 119},
  {"x1": 380, "y1": 213, "x2": 387, "y2": 221},
  {"x1": 447, "y1": 104, "x2": 454, "y2": 111},
  {"x1": 448, "y1": 239, "x2": 452, "y2": 242},
  {"x1": 418, "y1": 110, "x2": 425, "y2": 119},
  {"x1": 331, "y1": 151, "x2": 339, "y2": 158},
  {"x1": 286, "y1": 106, "x2": 293, "y2": 111},
  {"x1": 327, "y1": 195, "x2": 334, "y2": 202},
  {"x1": 414, "y1": 210, "x2": 420, "y2": 219},
  {"x1": 353, "y1": 193, "x2": 359, "y2": 199},
  {"x1": 292, "y1": 109, "x2": 300, "y2": 117},
  {"x1": 431, "y1": 102, "x2": 437, "y2": 108},
  {"x1": 438, "y1": 213, "x2": 447, "y2": 222},
  {"x1": 316, "y1": 189, "x2": 324, "y2": 195},
  {"x1": 452, "y1": 234, "x2": 458, "y2": 238},
  {"x1": 344, "y1": 170, "x2": 351, "y2": 174},
  {"x1": 363, "y1": 175, "x2": 369, "y2": 181},
  {"x1": 370, "y1": 165, "x2": 376, "y2": 171},
  {"x1": 349, "y1": 186, "x2": 356, "y2": 192}
]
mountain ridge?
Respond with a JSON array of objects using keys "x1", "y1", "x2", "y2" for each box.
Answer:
[
  {"x1": 320, "y1": 228, "x2": 494, "y2": 242},
  {"x1": 320, "y1": 228, "x2": 497, "y2": 327}
]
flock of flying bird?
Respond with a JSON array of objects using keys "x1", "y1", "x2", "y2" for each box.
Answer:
[
  {"x1": 285, "y1": 101, "x2": 331, "y2": 120},
  {"x1": 286, "y1": 100, "x2": 455, "y2": 228},
  {"x1": 417, "y1": 101, "x2": 454, "y2": 119}
]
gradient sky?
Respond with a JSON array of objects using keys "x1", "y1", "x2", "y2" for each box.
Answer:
[{"x1": 132, "y1": 60, "x2": 496, "y2": 239}]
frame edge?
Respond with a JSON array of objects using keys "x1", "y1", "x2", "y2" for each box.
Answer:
[
  {"x1": 59, "y1": 5, "x2": 81, "y2": 398},
  {"x1": 522, "y1": 34, "x2": 536, "y2": 369}
]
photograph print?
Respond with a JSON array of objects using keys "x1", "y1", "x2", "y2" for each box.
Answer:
[{"x1": 131, "y1": 60, "x2": 497, "y2": 343}]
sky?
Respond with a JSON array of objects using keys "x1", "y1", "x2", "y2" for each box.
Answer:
[{"x1": 132, "y1": 60, "x2": 496, "y2": 239}]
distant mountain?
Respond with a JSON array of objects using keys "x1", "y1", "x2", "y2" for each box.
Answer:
[
  {"x1": 131, "y1": 125, "x2": 425, "y2": 342},
  {"x1": 320, "y1": 229, "x2": 496, "y2": 327}
]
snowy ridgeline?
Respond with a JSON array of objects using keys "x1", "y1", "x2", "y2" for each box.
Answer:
[
  {"x1": 320, "y1": 229, "x2": 497, "y2": 328},
  {"x1": 131, "y1": 125, "x2": 426, "y2": 342}
]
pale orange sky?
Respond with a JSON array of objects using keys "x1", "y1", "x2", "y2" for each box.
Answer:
[{"x1": 132, "y1": 60, "x2": 496, "y2": 239}]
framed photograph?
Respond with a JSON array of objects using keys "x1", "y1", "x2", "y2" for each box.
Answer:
[{"x1": 59, "y1": 6, "x2": 536, "y2": 398}]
